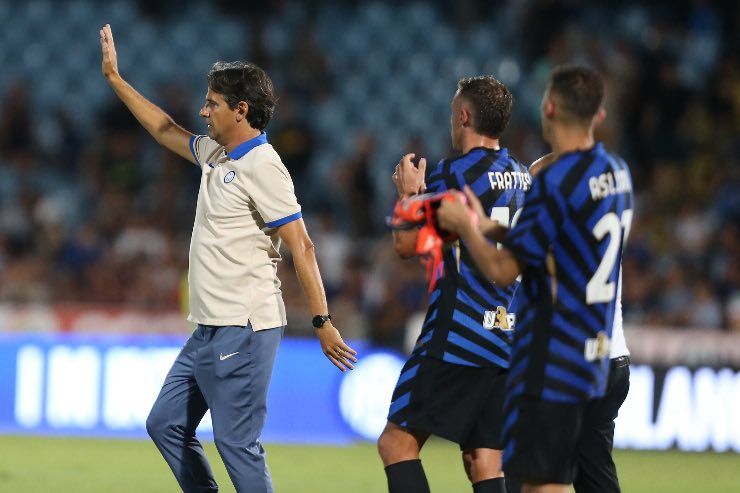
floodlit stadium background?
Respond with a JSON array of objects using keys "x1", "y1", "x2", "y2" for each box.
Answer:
[{"x1": 0, "y1": 0, "x2": 738, "y2": 491}]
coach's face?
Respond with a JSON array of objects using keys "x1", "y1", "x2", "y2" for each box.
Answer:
[{"x1": 199, "y1": 89, "x2": 235, "y2": 144}]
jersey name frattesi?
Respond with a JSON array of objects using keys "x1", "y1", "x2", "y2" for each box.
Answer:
[
  {"x1": 488, "y1": 171, "x2": 531, "y2": 191},
  {"x1": 589, "y1": 169, "x2": 632, "y2": 200}
]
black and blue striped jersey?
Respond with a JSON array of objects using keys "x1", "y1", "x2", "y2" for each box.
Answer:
[
  {"x1": 503, "y1": 142, "x2": 634, "y2": 402},
  {"x1": 413, "y1": 147, "x2": 531, "y2": 368}
]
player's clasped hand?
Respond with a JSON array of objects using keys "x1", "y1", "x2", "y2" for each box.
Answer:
[
  {"x1": 392, "y1": 153, "x2": 427, "y2": 198},
  {"x1": 316, "y1": 323, "x2": 358, "y2": 372},
  {"x1": 437, "y1": 193, "x2": 476, "y2": 236},
  {"x1": 461, "y1": 184, "x2": 500, "y2": 234},
  {"x1": 461, "y1": 185, "x2": 487, "y2": 223}
]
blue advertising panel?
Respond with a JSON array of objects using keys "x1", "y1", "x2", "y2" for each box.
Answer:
[
  {"x1": 1, "y1": 332, "x2": 740, "y2": 452},
  {"x1": 0, "y1": 332, "x2": 405, "y2": 443}
]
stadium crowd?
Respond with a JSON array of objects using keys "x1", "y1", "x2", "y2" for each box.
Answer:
[{"x1": 0, "y1": 0, "x2": 738, "y2": 346}]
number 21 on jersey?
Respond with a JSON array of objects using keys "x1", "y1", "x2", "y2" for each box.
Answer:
[{"x1": 586, "y1": 210, "x2": 633, "y2": 304}]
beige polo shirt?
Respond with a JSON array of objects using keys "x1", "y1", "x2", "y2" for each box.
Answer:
[{"x1": 186, "y1": 132, "x2": 301, "y2": 330}]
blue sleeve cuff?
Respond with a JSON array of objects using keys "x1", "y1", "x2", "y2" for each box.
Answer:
[
  {"x1": 189, "y1": 135, "x2": 199, "y2": 164},
  {"x1": 266, "y1": 211, "x2": 302, "y2": 228}
]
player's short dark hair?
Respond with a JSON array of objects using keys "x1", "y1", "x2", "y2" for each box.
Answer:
[
  {"x1": 207, "y1": 61, "x2": 276, "y2": 130},
  {"x1": 456, "y1": 76, "x2": 513, "y2": 138},
  {"x1": 548, "y1": 66, "x2": 604, "y2": 122}
]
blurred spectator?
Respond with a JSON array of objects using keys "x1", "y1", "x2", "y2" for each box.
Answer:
[
  {"x1": 34, "y1": 107, "x2": 84, "y2": 172},
  {"x1": 309, "y1": 209, "x2": 350, "y2": 297},
  {"x1": 271, "y1": 95, "x2": 316, "y2": 193},
  {"x1": 684, "y1": 280, "x2": 723, "y2": 329},
  {"x1": 284, "y1": 27, "x2": 332, "y2": 103},
  {"x1": 728, "y1": 292, "x2": 740, "y2": 332},
  {"x1": 113, "y1": 214, "x2": 168, "y2": 261},
  {"x1": 95, "y1": 103, "x2": 146, "y2": 193},
  {"x1": 336, "y1": 132, "x2": 379, "y2": 237},
  {"x1": 0, "y1": 83, "x2": 34, "y2": 155},
  {"x1": 673, "y1": 203, "x2": 713, "y2": 260},
  {"x1": 57, "y1": 224, "x2": 103, "y2": 274}
]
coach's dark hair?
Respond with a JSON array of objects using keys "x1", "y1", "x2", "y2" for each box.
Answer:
[
  {"x1": 456, "y1": 76, "x2": 513, "y2": 138},
  {"x1": 207, "y1": 61, "x2": 276, "y2": 130},
  {"x1": 548, "y1": 66, "x2": 604, "y2": 122}
]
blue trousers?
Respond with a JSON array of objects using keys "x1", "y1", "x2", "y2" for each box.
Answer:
[{"x1": 146, "y1": 324, "x2": 283, "y2": 493}]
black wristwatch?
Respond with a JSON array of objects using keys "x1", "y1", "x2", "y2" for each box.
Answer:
[{"x1": 312, "y1": 314, "x2": 332, "y2": 328}]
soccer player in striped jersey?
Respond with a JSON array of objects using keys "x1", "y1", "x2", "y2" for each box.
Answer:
[
  {"x1": 528, "y1": 156, "x2": 631, "y2": 493},
  {"x1": 438, "y1": 66, "x2": 634, "y2": 493},
  {"x1": 378, "y1": 77, "x2": 530, "y2": 493}
]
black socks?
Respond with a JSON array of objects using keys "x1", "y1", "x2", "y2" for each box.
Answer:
[
  {"x1": 385, "y1": 459, "x2": 431, "y2": 493},
  {"x1": 385, "y1": 462, "x2": 509, "y2": 493}
]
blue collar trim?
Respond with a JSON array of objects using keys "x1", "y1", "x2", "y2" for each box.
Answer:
[{"x1": 227, "y1": 132, "x2": 268, "y2": 160}]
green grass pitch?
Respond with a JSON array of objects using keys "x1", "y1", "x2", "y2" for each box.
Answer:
[{"x1": 0, "y1": 436, "x2": 737, "y2": 492}]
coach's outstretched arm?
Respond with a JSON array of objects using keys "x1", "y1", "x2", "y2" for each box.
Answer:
[{"x1": 99, "y1": 24, "x2": 195, "y2": 163}]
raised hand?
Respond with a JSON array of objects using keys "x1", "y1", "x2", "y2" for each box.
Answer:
[
  {"x1": 99, "y1": 24, "x2": 119, "y2": 79},
  {"x1": 96, "y1": 24, "x2": 197, "y2": 163},
  {"x1": 392, "y1": 153, "x2": 427, "y2": 198}
]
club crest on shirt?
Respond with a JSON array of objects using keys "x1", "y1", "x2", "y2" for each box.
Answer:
[
  {"x1": 483, "y1": 306, "x2": 515, "y2": 331},
  {"x1": 224, "y1": 171, "x2": 236, "y2": 183}
]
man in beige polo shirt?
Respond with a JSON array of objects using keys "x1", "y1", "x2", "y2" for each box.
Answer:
[{"x1": 100, "y1": 24, "x2": 357, "y2": 493}]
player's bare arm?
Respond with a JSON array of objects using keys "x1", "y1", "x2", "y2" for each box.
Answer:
[
  {"x1": 391, "y1": 153, "x2": 427, "y2": 258},
  {"x1": 99, "y1": 24, "x2": 195, "y2": 163},
  {"x1": 437, "y1": 197, "x2": 521, "y2": 286},
  {"x1": 277, "y1": 218, "x2": 358, "y2": 372}
]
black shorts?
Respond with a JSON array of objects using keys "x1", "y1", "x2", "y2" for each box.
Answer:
[
  {"x1": 503, "y1": 396, "x2": 586, "y2": 485},
  {"x1": 574, "y1": 356, "x2": 631, "y2": 493},
  {"x1": 503, "y1": 356, "x2": 631, "y2": 487},
  {"x1": 387, "y1": 354, "x2": 508, "y2": 450}
]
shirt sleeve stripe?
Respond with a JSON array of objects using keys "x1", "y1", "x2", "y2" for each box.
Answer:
[
  {"x1": 189, "y1": 135, "x2": 199, "y2": 164},
  {"x1": 265, "y1": 211, "x2": 302, "y2": 228}
]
